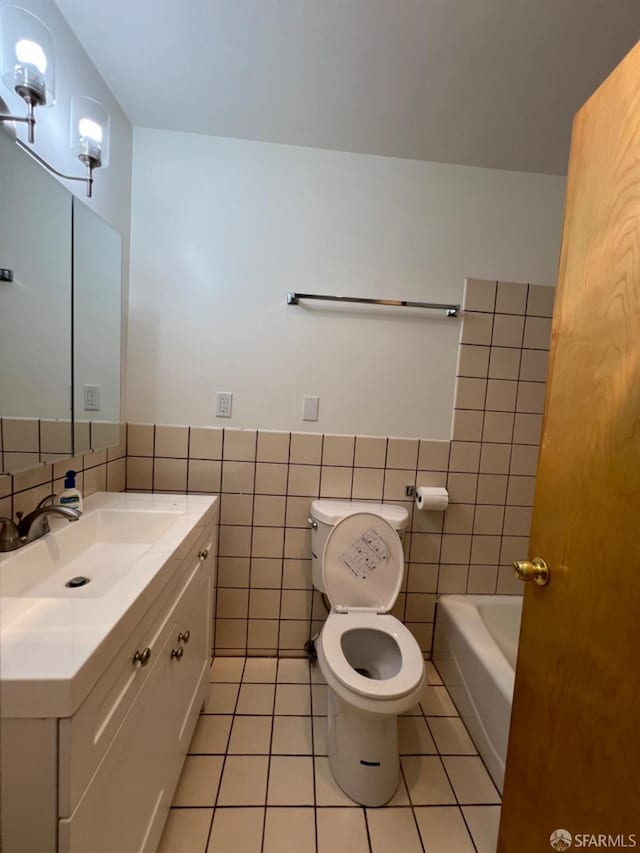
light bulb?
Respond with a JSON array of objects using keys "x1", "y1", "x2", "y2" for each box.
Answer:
[
  {"x1": 15, "y1": 38, "x2": 47, "y2": 73},
  {"x1": 78, "y1": 117, "x2": 103, "y2": 143}
]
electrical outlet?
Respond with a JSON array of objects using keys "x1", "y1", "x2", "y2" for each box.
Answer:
[
  {"x1": 216, "y1": 392, "x2": 233, "y2": 418},
  {"x1": 83, "y1": 384, "x2": 101, "y2": 411}
]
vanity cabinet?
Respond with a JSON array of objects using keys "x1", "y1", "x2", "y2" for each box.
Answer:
[{"x1": 0, "y1": 508, "x2": 217, "y2": 853}]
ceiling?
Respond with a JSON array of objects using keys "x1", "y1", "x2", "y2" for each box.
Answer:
[{"x1": 55, "y1": 0, "x2": 639, "y2": 175}]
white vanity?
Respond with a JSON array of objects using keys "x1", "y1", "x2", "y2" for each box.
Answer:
[{"x1": 0, "y1": 492, "x2": 218, "y2": 853}]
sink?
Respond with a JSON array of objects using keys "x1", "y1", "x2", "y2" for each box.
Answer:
[{"x1": 0, "y1": 509, "x2": 182, "y2": 599}]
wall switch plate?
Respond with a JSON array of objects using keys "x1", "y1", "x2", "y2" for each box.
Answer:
[
  {"x1": 216, "y1": 392, "x2": 233, "y2": 418},
  {"x1": 303, "y1": 395, "x2": 319, "y2": 421},
  {"x1": 83, "y1": 385, "x2": 101, "y2": 411}
]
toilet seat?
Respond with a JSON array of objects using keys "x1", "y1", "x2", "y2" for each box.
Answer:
[
  {"x1": 319, "y1": 512, "x2": 424, "y2": 702},
  {"x1": 320, "y1": 610, "x2": 425, "y2": 699}
]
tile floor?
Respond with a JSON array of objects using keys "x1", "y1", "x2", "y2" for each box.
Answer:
[{"x1": 158, "y1": 658, "x2": 501, "y2": 853}]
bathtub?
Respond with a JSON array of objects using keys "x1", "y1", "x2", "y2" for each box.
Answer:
[{"x1": 433, "y1": 594, "x2": 523, "y2": 793}]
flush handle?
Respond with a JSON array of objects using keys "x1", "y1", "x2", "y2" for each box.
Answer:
[
  {"x1": 512, "y1": 556, "x2": 550, "y2": 587},
  {"x1": 307, "y1": 518, "x2": 318, "y2": 529},
  {"x1": 133, "y1": 647, "x2": 152, "y2": 667}
]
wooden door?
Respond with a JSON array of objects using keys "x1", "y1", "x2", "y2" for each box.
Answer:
[{"x1": 498, "y1": 41, "x2": 640, "y2": 851}]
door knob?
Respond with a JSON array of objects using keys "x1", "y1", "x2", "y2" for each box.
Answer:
[{"x1": 512, "y1": 556, "x2": 550, "y2": 586}]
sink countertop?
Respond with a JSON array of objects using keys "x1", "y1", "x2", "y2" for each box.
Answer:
[{"x1": 0, "y1": 492, "x2": 217, "y2": 719}]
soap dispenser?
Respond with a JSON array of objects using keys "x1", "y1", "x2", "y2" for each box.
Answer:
[{"x1": 58, "y1": 470, "x2": 83, "y2": 513}]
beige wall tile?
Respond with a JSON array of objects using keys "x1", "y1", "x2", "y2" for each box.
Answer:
[
  {"x1": 249, "y1": 589, "x2": 281, "y2": 619},
  {"x1": 215, "y1": 619, "x2": 248, "y2": 649},
  {"x1": 351, "y1": 467, "x2": 384, "y2": 500},
  {"x1": 510, "y1": 444, "x2": 540, "y2": 476},
  {"x1": 513, "y1": 412, "x2": 543, "y2": 445},
  {"x1": 497, "y1": 564, "x2": 525, "y2": 595},
  {"x1": 321, "y1": 434, "x2": 355, "y2": 466},
  {"x1": 410, "y1": 533, "x2": 442, "y2": 563},
  {"x1": 467, "y1": 564, "x2": 498, "y2": 593},
  {"x1": 443, "y1": 504, "x2": 474, "y2": 534},
  {"x1": 282, "y1": 559, "x2": 312, "y2": 590},
  {"x1": 503, "y1": 505, "x2": 533, "y2": 536},
  {"x1": 251, "y1": 557, "x2": 282, "y2": 589},
  {"x1": 217, "y1": 589, "x2": 249, "y2": 619},
  {"x1": 40, "y1": 420, "x2": 72, "y2": 454},
  {"x1": 506, "y1": 474, "x2": 536, "y2": 506},
  {"x1": 405, "y1": 593, "x2": 436, "y2": 621},
  {"x1": 252, "y1": 527, "x2": 284, "y2": 559},
  {"x1": 288, "y1": 464, "x2": 320, "y2": 497},
  {"x1": 219, "y1": 525, "x2": 252, "y2": 557},
  {"x1": 254, "y1": 462, "x2": 288, "y2": 495},
  {"x1": 289, "y1": 432, "x2": 322, "y2": 464},
  {"x1": 218, "y1": 557, "x2": 250, "y2": 588},
  {"x1": 479, "y1": 442, "x2": 511, "y2": 474},
  {"x1": 221, "y1": 461, "x2": 255, "y2": 493},
  {"x1": 476, "y1": 473, "x2": 508, "y2": 505},
  {"x1": 188, "y1": 459, "x2": 222, "y2": 493},
  {"x1": 253, "y1": 495, "x2": 286, "y2": 527},
  {"x1": 224, "y1": 429, "x2": 257, "y2": 461},
  {"x1": 519, "y1": 348, "x2": 548, "y2": 382},
  {"x1": 126, "y1": 457, "x2": 152, "y2": 490},
  {"x1": 155, "y1": 425, "x2": 188, "y2": 458},
  {"x1": 127, "y1": 423, "x2": 154, "y2": 456},
  {"x1": 460, "y1": 312, "x2": 493, "y2": 345},
  {"x1": 482, "y1": 411, "x2": 514, "y2": 443},
  {"x1": 247, "y1": 619, "x2": 279, "y2": 650},
  {"x1": 496, "y1": 280, "x2": 528, "y2": 314},
  {"x1": 284, "y1": 527, "x2": 311, "y2": 559},
  {"x1": 485, "y1": 379, "x2": 517, "y2": 412},
  {"x1": 319, "y1": 466, "x2": 352, "y2": 498},
  {"x1": 386, "y1": 438, "x2": 419, "y2": 470},
  {"x1": 457, "y1": 344, "x2": 490, "y2": 378},
  {"x1": 220, "y1": 493, "x2": 254, "y2": 526},
  {"x1": 84, "y1": 464, "x2": 107, "y2": 496},
  {"x1": 154, "y1": 458, "x2": 188, "y2": 492},
  {"x1": 491, "y1": 314, "x2": 524, "y2": 347},
  {"x1": 446, "y1": 472, "x2": 478, "y2": 504},
  {"x1": 463, "y1": 278, "x2": 496, "y2": 312},
  {"x1": 500, "y1": 536, "x2": 529, "y2": 564},
  {"x1": 407, "y1": 563, "x2": 438, "y2": 593},
  {"x1": 278, "y1": 620, "x2": 310, "y2": 650},
  {"x1": 383, "y1": 468, "x2": 413, "y2": 500},
  {"x1": 516, "y1": 381, "x2": 546, "y2": 413},
  {"x1": 189, "y1": 426, "x2": 223, "y2": 459},
  {"x1": 452, "y1": 410, "x2": 483, "y2": 442},
  {"x1": 281, "y1": 589, "x2": 312, "y2": 620},
  {"x1": 354, "y1": 435, "x2": 387, "y2": 468},
  {"x1": 523, "y1": 315, "x2": 552, "y2": 349},
  {"x1": 488, "y1": 346, "x2": 520, "y2": 380},
  {"x1": 454, "y1": 377, "x2": 487, "y2": 410},
  {"x1": 473, "y1": 505, "x2": 504, "y2": 535},
  {"x1": 527, "y1": 283, "x2": 555, "y2": 317},
  {"x1": 448, "y1": 442, "x2": 481, "y2": 473},
  {"x1": 437, "y1": 564, "x2": 469, "y2": 594},
  {"x1": 284, "y1": 496, "x2": 312, "y2": 527},
  {"x1": 256, "y1": 430, "x2": 290, "y2": 463},
  {"x1": 441, "y1": 534, "x2": 471, "y2": 564}
]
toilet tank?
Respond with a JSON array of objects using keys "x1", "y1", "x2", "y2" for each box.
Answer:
[{"x1": 309, "y1": 500, "x2": 409, "y2": 593}]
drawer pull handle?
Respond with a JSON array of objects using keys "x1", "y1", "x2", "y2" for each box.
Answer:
[
  {"x1": 171, "y1": 647, "x2": 184, "y2": 661},
  {"x1": 178, "y1": 630, "x2": 190, "y2": 643},
  {"x1": 133, "y1": 647, "x2": 151, "y2": 667},
  {"x1": 199, "y1": 548, "x2": 209, "y2": 560}
]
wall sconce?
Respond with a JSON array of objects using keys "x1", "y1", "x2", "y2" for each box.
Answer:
[{"x1": 0, "y1": 5, "x2": 110, "y2": 197}]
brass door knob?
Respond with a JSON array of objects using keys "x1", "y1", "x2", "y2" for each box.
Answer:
[{"x1": 512, "y1": 556, "x2": 550, "y2": 586}]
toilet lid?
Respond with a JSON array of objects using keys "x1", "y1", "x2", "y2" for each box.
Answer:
[{"x1": 321, "y1": 512, "x2": 404, "y2": 612}]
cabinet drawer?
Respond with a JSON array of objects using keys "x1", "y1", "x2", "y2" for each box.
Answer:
[{"x1": 59, "y1": 528, "x2": 214, "y2": 816}]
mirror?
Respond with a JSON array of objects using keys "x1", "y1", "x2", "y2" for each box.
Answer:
[
  {"x1": 0, "y1": 130, "x2": 73, "y2": 473},
  {"x1": 0, "y1": 134, "x2": 122, "y2": 475},
  {"x1": 73, "y1": 199, "x2": 122, "y2": 455}
]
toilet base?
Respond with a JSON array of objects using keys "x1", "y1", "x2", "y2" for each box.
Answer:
[{"x1": 326, "y1": 688, "x2": 399, "y2": 807}]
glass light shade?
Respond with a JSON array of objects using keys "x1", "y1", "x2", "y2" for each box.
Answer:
[
  {"x1": 70, "y1": 96, "x2": 110, "y2": 169},
  {"x1": 1, "y1": 6, "x2": 55, "y2": 106}
]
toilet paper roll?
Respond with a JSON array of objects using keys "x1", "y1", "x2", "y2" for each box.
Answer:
[{"x1": 415, "y1": 486, "x2": 449, "y2": 511}]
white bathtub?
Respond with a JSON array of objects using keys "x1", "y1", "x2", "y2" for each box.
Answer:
[{"x1": 433, "y1": 594, "x2": 523, "y2": 793}]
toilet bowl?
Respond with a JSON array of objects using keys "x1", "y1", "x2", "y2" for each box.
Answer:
[{"x1": 315, "y1": 511, "x2": 426, "y2": 806}]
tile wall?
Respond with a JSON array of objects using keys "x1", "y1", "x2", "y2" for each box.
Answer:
[
  {"x1": 0, "y1": 425, "x2": 127, "y2": 520},
  {"x1": 0, "y1": 278, "x2": 553, "y2": 660},
  {"x1": 121, "y1": 278, "x2": 554, "y2": 658}
]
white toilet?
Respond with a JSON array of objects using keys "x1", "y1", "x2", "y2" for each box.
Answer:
[{"x1": 309, "y1": 501, "x2": 426, "y2": 807}]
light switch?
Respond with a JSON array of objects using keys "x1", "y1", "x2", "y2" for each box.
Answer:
[{"x1": 303, "y1": 396, "x2": 319, "y2": 421}]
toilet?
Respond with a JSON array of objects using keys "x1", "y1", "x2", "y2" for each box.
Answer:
[{"x1": 310, "y1": 501, "x2": 426, "y2": 806}]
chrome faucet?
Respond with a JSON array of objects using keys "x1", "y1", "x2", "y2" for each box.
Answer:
[{"x1": 0, "y1": 494, "x2": 80, "y2": 552}]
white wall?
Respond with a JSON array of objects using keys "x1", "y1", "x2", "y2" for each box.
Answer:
[{"x1": 128, "y1": 129, "x2": 565, "y2": 439}]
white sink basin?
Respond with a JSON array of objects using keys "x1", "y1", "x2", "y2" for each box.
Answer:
[{"x1": 0, "y1": 510, "x2": 182, "y2": 599}]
